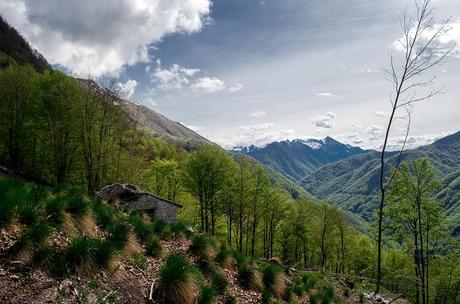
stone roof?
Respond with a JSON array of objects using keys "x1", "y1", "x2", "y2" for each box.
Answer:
[{"x1": 96, "y1": 183, "x2": 182, "y2": 210}]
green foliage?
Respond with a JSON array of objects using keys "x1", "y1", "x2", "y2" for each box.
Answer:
[
  {"x1": 45, "y1": 195, "x2": 68, "y2": 226},
  {"x1": 190, "y1": 234, "x2": 212, "y2": 257},
  {"x1": 106, "y1": 219, "x2": 131, "y2": 250},
  {"x1": 211, "y1": 271, "x2": 228, "y2": 295},
  {"x1": 145, "y1": 236, "x2": 163, "y2": 257},
  {"x1": 63, "y1": 189, "x2": 89, "y2": 217},
  {"x1": 12, "y1": 221, "x2": 53, "y2": 254},
  {"x1": 261, "y1": 264, "x2": 285, "y2": 299},
  {"x1": 157, "y1": 253, "x2": 196, "y2": 304},
  {"x1": 0, "y1": 179, "x2": 26, "y2": 227},
  {"x1": 301, "y1": 272, "x2": 322, "y2": 292},
  {"x1": 198, "y1": 285, "x2": 217, "y2": 304},
  {"x1": 128, "y1": 213, "x2": 152, "y2": 241},
  {"x1": 91, "y1": 198, "x2": 115, "y2": 228},
  {"x1": 237, "y1": 262, "x2": 260, "y2": 290}
]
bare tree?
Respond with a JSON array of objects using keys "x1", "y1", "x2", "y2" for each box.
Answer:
[{"x1": 375, "y1": 0, "x2": 451, "y2": 294}]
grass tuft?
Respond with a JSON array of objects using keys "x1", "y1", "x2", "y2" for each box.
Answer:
[
  {"x1": 145, "y1": 236, "x2": 163, "y2": 257},
  {"x1": 261, "y1": 264, "x2": 285, "y2": 299},
  {"x1": 198, "y1": 285, "x2": 217, "y2": 304},
  {"x1": 211, "y1": 271, "x2": 228, "y2": 295},
  {"x1": 237, "y1": 262, "x2": 261, "y2": 290},
  {"x1": 156, "y1": 253, "x2": 197, "y2": 304}
]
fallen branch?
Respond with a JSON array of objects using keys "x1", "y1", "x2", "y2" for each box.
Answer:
[{"x1": 149, "y1": 279, "x2": 156, "y2": 302}]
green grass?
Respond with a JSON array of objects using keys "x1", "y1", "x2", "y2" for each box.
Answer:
[
  {"x1": 106, "y1": 219, "x2": 131, "y2": 250},
  {"x1": 261, "y1": 263, "x2": 285, "y2": 298},
  {"x1": 237, "y1": 262, "x2": 260, "y2": 290},
  {"x1": 12, "y1": 221, "x2": 53, "y2": 255},
  {"x1": 128, "y1": 213, "x2": 152, "y2": 241},
  {"x1": 211, "y1": 271, "x2": 228, "y2": 295},
  {"x1": 91, "y1": 197, "x2": 115, "y2": 228},
  {"x1": 145, "y1": 236, "x2": 163, "y2": 257},
  {"x1": 45, "y1": 195, "x2": 68, "y2": 225},
  {"x1": 301, "y1": 272, "x2": 323, "y2": 292},
  {"x1": 0, "y1": 179, "x2": 26, "y2": 227},
  {"x1": 63, "y1": 189, "x2": 89, "y2": 217},
  {"x1": 198, "y1": 285, "x2": 217, "y2": 304},
  {"x1": 156, "y1": 253, "x2": 196, "y2": 304}
]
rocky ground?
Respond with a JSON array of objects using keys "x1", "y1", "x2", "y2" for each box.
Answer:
[{"x1": 0, "y1": 226, "x2": 409, "y2": 304}]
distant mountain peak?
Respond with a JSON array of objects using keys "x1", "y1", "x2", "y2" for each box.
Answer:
[{"x1": 232, "y1": 136, "x2": 367, "y2": 181}]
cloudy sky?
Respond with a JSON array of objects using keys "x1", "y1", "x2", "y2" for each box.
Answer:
[{"x1": 1, "y1": 0, "x2": 459, "y2": 150}]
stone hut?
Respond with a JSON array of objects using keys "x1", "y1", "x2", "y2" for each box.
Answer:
[{"x1": 96, "y1": 183, "x2": 182, "y2": 224}]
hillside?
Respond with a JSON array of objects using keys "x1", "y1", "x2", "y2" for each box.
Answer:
[
  {"x1": 301, "y1": 131, "x2": 460, "y2": 233},
  {"x1": 0, "y1": 177, "x2": 403, "y2": 304},
  {"x1": 0, "y1": 17, "x2": 207, "y2": 150},
  {"x1": 0, "y1": 17, "x2": 50, "y2": 72},
  {"x1": 233, "y1": 138, "x2": 367, "y2": 181}
]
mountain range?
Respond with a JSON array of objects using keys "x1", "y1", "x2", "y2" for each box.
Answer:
[{"x1": 232, "y1": 137, "x2": 367, "y2": 181}]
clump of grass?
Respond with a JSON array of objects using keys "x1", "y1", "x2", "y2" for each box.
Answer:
[
  {"x1": 12, "y1": 221, "x2": 53, "y2": 262},
  {"x1": 64, "y1": 236, "x2": 116, "y2": 276},
  {"x1": 0, "y1": 179, "x2": 26, "y2": 227},
  {"x1": 237, "y1": 262, "x2": 260, "y2": 290},
  {"x1": 91, "y1": 198, "x2": 115, "y2": 228},
  {"x1": 145, "y1": 236, "x2": 163, "y2": 257},
  {"x1": 156, "y1": 253, "x2": 197, "y2": 304},
  {"x1": 302, "y1": 272, "x2": 322, "y2": 292},
  {"x1": 45, "y1": 195, "x2": 68, "y2": 226},
  {"x1": 310, "y1": 286, "x2": 336, "y2": 304},
  {"x1": 128, "y1": 212, "x2": 152, "y2": 241},
  {"x1": 152, "y1": 219, "x2": 169, "y2": 234},
  {"x1": 190, "y1": 234, "x2": 213, "y2": 257},
  {"x1": 261, "y1": 264, "x2": 285, "y2": 299},
  {"x1": 106, "y1": 219, "x2": 131, "y2": 250},
  {"x1": 17, "y1": 184, "x2": 46, "y2": 225},
  {"x1": 64, "y1": 190, "x2": 89, "y2": 217},
  {"x1": 216, "y1": 245, "x2": 233, "y2": 269},
  {"x1": 171, "y1": 221, "x2": 192, "y2": 238},
  {"x1": 128, "y1": 252, "x2": 147, "y2": 270},
  {"x1": 211, "y1": 271, "x2": 228, "y2": 295},
  {"x1": 224, "y1": 295, "x2": 238, "y2": 304},
  {"x1": 198, "y1": 285, "x2": 217, "y2": 304},
  {"x1": 33, "y1": 245, "x2": 66, "y2": 276}
]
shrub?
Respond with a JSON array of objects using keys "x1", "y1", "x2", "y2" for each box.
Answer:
[
  {"x1": 198, "y1": 285, "x2": 217, "y2": 304},
  {"x1": 261, "y1": 264, "x2": 285, "y2": 299},
  {"x1": 211, "y1": 271, "x2": 228, "y2": 295},
  {"x1": 156, "y1": 253, "x2": 197, "y2": 304},
  {"x1": 145, "y1": 236, "x2": 163, "y2": 257}
]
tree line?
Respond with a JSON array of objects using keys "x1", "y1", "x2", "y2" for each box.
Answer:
[{"x1": 0, "y1": 63, "x2": 459, "y2": 303}]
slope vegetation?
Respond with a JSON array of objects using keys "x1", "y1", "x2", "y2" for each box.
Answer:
[{"x1": 301, "y1": 131, "x2": 460, "y2": 233}]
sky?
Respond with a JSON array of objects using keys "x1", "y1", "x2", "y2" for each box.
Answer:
[{"x1": 1, "y1": 0, "x2": 459, "y2": 150}]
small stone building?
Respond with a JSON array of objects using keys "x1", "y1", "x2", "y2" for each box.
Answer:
[{"x1": 96, "y1": 183, "x2": 182, "y2": 224}]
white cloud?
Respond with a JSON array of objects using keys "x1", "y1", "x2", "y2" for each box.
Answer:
[
  {"x1": 0, "y1": 0, "x2": 212, "y2": 76},
  {"x1": 393, "y1": 20, "x2": 460, "y2": 58},
  {"x1": 228, "y1": 83, "x2": 244, "y2": 93},
  {"x1": 213, "y1": 123, "x2": 296, "y2": 149},
  {"x1": 191, "y1": 77, "x2": 226, "y2": 93},
  {"x1": 249, "y1": 111, "x2": 266, "y2": 118},
  {"x1": 152, "y1": 64, "x2": 200, "y2": 90},
  {"x1": 349, "y1": 119, "x2": 363, "y2": 129},
  {"x1": 365, "y1": 124, "x2": 384, "y2": 139},
  {"x1": 314, "y1": 92, "x2": 340, "y2": 98},
  {"x1": 117, "y1": 79, "x2": 138, "y2": 99},
  {"x1": 374, "y1": 111, "x2": 386, "y2": 117},
  {"x1": 312, "y1": 112, "x2": 336, "y2": 129}
]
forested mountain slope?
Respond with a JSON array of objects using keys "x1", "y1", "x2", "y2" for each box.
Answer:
[
  {"x1": 0, "y1": 16, "x2": 208, "y2": 149},
  {"x1": 233, "y1": 137, "x2": 367, "y2": 181},
  {"x1": 301, "y1": 131, "x2": 460, "y2": 233}
]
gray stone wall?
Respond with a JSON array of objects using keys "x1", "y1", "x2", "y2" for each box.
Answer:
[{"x1": 154, "y1": 200, "x2": 178, "y2": 224}]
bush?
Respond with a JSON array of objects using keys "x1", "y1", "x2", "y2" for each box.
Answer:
[
  {"x1": 156, "y1": 253, "x2": 197, "y2": 304},
  {"x1": 145, "y1": 236, "x2": 163, "y2": 257},
  {"x1": 198, "y1": 285, "x2": 217, "y2": 304},
  {"x1": 261, "y1": 264, "x2": 285, "y2": 299},
  {"x1": 211, "y1": 271, "x2": 228, "y2": 295}
]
